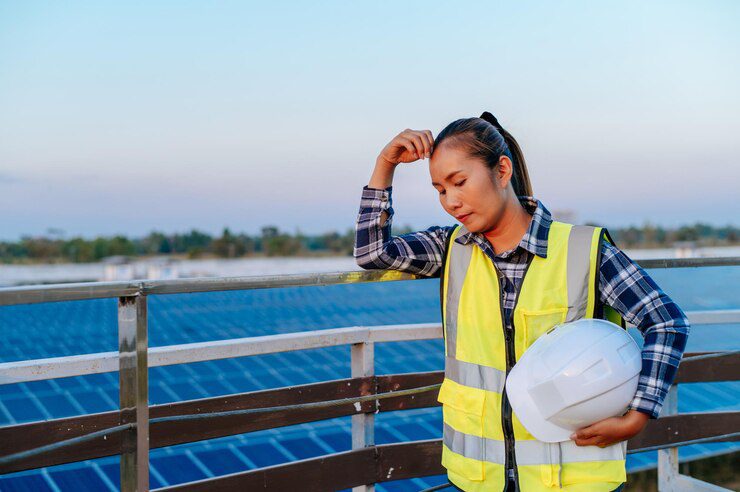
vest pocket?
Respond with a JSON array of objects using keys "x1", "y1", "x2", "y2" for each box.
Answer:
[
  {"x1": 521, "y1": 307, "x2": 568, "y2": 349},
  {"x1": 438, "y1": 378, "x2": 486, "y2": 481},
  {"x1": 560, "y1": 441, "x2": 627, "y2": 486}
]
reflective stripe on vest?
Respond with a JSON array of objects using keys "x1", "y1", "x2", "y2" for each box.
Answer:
[
  {"x1": 445, "y1": 356, "x2": 506, "y2": 393},
  {"x1": 565, "y1": 224, "x2": 599, "y2": 322},
  {"x1": 438, "y1": 221, "x2": 627, "y2": 491},
  {"x1": 444, "y1": 423, "x2": 626, "y2": 465}
]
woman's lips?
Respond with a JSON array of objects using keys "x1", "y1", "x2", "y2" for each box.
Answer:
[{"x1": 457, "y1": 213, "x2": 472, "y2": 222}]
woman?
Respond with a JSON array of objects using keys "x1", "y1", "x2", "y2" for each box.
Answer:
[{"x1": 354, "y1": 113, "x2": 689, "y2": 491}]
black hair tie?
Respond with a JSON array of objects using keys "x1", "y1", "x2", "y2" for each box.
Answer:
[{"x1": 479, "y1": 111, "x2": 504, "y2": 132}]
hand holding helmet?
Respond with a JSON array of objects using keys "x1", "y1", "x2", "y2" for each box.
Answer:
[{"x1": 506, "y1": 318, "x2": 643, "y2": 444}]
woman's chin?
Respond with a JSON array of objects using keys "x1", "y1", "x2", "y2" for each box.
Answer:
[{"x1": 465, "y1": 221, "x2": 481, "y2": 232}]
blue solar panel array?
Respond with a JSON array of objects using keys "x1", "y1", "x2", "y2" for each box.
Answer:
[{"x1": 0, "y1": 266, "x2": 738, "y2": 491}]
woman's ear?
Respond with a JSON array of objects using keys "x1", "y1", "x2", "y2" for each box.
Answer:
[{"x1": 497, "y1": 155, "x2": 514, "y2": 189}]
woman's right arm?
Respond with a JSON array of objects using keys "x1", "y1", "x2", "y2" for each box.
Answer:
[{"x1": 353, "y1": 129, "x2": 456, "y2": 278}]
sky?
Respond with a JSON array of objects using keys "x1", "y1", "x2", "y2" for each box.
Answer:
[{"x1": 1, "y1": 1, "x2": 738, "y2": 241}]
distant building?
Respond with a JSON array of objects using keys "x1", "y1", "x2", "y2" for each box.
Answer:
[
  {"x1": 101, "y1": 256, "x2": 180, "y2": 281},
  {"x1": 145, "y1": 258, "x2": 181, "y2": 280},
  {"x1": 102, "y1": 256, "x2": 135, "y2": 281},
  {"x1": 551, "y1": 209, "x2": 577, "y2": 224},
  {"x1": 674, "y1": 241, "x2": 699, "y2": 258}
]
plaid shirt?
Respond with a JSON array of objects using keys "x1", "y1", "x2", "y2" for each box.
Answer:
[{"x1": 354, "y1": 185, "x2": 689, "y2": 419}]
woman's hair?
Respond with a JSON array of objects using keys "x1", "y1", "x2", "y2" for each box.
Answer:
[{"x1": 433, "y1": 113, "x2": 533, "y2": 197}]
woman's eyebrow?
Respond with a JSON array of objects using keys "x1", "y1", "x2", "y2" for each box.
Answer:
[{"x1": 431, "y1": 169, "x2": 464, "y2": 186}]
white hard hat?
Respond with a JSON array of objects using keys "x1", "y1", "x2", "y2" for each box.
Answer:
[{"x1": 505, "y1": 318, "x2": 641, "y2": 442}]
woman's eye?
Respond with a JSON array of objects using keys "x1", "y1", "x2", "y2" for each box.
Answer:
[{"x1": 455, "y1": 179, "x2": 466, "y2": 187}]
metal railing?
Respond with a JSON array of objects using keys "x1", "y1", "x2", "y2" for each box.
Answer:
[{"x1": 0, "y1": 256, "x2": 738, "y2": 491}]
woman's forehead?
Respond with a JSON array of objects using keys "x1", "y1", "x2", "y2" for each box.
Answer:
[{"x1": 429, "y1": 146, "x2": 479, "y2": 182}]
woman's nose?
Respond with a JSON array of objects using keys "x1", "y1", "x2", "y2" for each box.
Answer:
[{"x1": 448, "y1": 194, "x2": 463, "y2": 209}]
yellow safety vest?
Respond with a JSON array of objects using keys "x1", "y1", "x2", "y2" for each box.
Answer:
[{"x1": 437, "y1": 221, "x2": 627, "y2": 491}]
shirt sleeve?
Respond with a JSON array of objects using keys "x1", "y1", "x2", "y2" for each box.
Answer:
[
  {"x1": 598, "y1": 240, "x2": 690, "y2": 419},
  {"x1": 353, "y1": 185, "x2": 455, "y2": 278}
]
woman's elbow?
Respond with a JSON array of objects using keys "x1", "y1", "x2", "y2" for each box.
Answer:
[
  {"x1": 354, "y1": 254, "x2": 384, "y2": 270},
  {"x1": 354, "y1": 246, "x2": 391, "y2": 271}
]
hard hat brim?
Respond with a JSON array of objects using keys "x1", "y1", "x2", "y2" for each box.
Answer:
[{"x1": 506, "y1": 361, "x2": 574, "y2": 443}]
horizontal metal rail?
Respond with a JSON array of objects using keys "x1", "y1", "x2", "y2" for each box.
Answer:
[
  {"x1": 0, "y1": 372, "x2": 442, "y2": 473},
  {"x1": 0, "y1": 323, "x2": 440, "y2": 384},
  {"x1": 1, "y1": 256, "x2": 738, "y2": 306},
  {"x1": 1, "y1": 309, "x2": 738, "y2": 385},
  {"x1": 0, "y1": 270, "x2": 419, "y2": 306},
  {"x1": 0, "y1": 383, "x2": 442, "y2": 468}
]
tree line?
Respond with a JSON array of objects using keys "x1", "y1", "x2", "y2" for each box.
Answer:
[
  {"x1": 606, "y1": 222, "x2": 738, "y2": 248},
  {"x1": 1, "y1": 222, "x2": 737, "y2": 264}
]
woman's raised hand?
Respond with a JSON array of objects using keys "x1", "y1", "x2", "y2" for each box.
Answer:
[
  {"x1": 378, "y1": 129, "x2": 435, "y2": 166},
  {"x1": 368, "y1": 128, "x2": 434, "y2": 191}
]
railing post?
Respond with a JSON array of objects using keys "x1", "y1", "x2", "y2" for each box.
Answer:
[
  {"x1": 657, "y1": 385, "x2": 679, "y2": 491},
  {"x1": 657, "y1": 385, "x2": 732, "y2": 492},
  {"x1": 118, "y1": 294, "x2": 149, "y2": 491},
  {"x1": 351, "y1": 341, "x2": 375, "y2": 492}
]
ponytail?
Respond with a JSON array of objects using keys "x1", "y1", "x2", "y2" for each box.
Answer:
[{"x1": 498, "y1": 127, "x2": 533, "y2": 197}]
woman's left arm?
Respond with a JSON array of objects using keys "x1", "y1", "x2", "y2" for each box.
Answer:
[{"x1": 571, "y1": 240, "x2": 690, "y2": 447}]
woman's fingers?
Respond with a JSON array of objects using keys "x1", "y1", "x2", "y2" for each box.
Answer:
[
  {"x1": 412, "y1": 130, "x2": 431, "y2": 157},
  {"x1": 403, "y1": 129, "x2": 433, "y2": 159},
  {"x1": 407, "y1": 132, "x2": 426, "y2": 159},
  {"x1": 400, "y1": 133, "x2": 424, "y2": 159},
  {"x1": 571, "y1": 426, "x2": 596, "y2": 446},
  {"x1": 424, "y1": 130, "x2": 435, "y2": 155},
  {"x1": 395, "y1": 136, "x2": 418, "y2": 160},
  {"x1": 573, "y1": 433, "x2": 603, "y2": 447},
  {"x1": 382, "y1": 128, "x2": 435, "y2": 164}
]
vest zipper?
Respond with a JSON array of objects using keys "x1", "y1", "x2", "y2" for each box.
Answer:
[{"x1": 498, "y1": 254, "x2": 534, "y2": 492}]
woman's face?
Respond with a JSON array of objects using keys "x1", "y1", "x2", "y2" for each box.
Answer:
[{"x1": 429, "y1": 144, "x2": 511, "y2": 233}]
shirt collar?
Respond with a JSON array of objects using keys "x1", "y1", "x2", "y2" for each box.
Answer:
[{"x1": 454, "y1": 196, "x2": 553, "y2": 259}]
